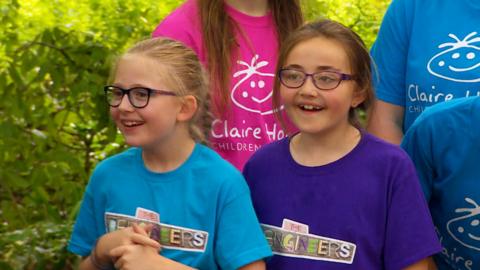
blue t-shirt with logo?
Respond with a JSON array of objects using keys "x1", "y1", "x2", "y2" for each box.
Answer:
[
  {"x1": 68, "y1": 144, "x2": 271, "y2": 270},
  {"x1": 402, "y1": 97, "x2": 480, "y2": 270},
  {"x1": 244, "y1": 132, "x2": 441, "y2": 269},
  {"x1": 371, "y1": 0, "x2": 480, "y2": 131}
]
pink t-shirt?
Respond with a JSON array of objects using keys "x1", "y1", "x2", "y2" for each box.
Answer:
[{"x1": 153, "y1": 0, "x2": 284, "y2": 170}]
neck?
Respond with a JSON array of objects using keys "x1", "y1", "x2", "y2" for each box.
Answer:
[
  {"x1": 141, "y1": 128, "x2": 196, "y2": 173},
  {"x1": 225, "y1": 0, "x2": 269, "y2": 16},
  {"x1": 290, "y1": 124, "x2": 361, "y2": 167}
]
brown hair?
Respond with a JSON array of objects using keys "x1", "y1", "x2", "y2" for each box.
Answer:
[
  {"x1": 198, "y1": 0, "x2": 303, "y2": 114},
  {"x1": 273, "y1": 19, "x2": 374, "y2": 133},
  {"x1": 117, "y1": 37, "x2": 212, "y2": 144}
]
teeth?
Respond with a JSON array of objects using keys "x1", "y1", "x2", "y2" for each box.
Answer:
[
  {"x1": 123, "y1": 121, "x2": 142, "y2": 127},
  {"x1": 300, "y1": 105, "x2": 322, "y2": 111}
]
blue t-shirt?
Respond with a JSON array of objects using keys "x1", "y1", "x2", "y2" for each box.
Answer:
[
  {"x1": 243, "y1": 132, "x2": 441, "y2": 269},
  {"x1": 402, "y1": 97, "x2": 480, "y2": 270},
  {"x1": 371, "y1": 0, "x2": 480, "y2": 131},
  {"x1": 68, "y1": 144, "x2": 272, "y2": 270}
]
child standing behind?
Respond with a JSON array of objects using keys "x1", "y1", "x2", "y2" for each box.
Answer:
[
  {"x1": 243, "y1": 20, "x2": 441, "y2": 269},
  {"x1": 401, "y1": 96, "x2": 480, "y2": 270},
  {"x1": 153, "y1": 0, "x2": 303, "y2": 170},
  {"x1": 68, "y1": 37, "x2": 271, "y2": 270}
]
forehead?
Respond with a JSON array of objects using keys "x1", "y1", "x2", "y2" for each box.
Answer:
[
  {"x1": 114, "y1": 54, "x2": 173, "y2": 88},
  {"x1": 285, "y1": 37, "x2": 351, "y2": 72}
]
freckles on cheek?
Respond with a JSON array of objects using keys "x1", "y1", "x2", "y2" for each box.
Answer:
[{"x1": 109, "y1": 108, "x2": 119, "y2": 121}]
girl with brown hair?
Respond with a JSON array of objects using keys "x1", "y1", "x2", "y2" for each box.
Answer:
[{"x1": 153, "y1": 0, "x2": 303, "y2": 170}]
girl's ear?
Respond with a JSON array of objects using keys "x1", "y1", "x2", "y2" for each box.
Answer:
[
  {"x1": 351, "y1": 87, "x2": 366, "y2": 108},
  {"x1": 177, "y1": 95, "x2": 198, "y2": 122}
]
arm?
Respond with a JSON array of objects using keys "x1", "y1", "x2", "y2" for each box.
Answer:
[
  {"x1": 214, "y1": 172, "x2": 272, "y2": 270},
  {"x1": 367, "y1": 100, "x2": 405, "y2": 144},
  {"x1": 111, "y1": 246, "x2": 196, "y2": 270},
  {"x1": 403, "y1": 257, "x2": 437, "y2": 270},
  {"x1": 239, "y1": 260, "x2": 265, "y2": 270},
  {"x1": 368, "y1": 0, "x2": 412, "y2": 144},
  {"x1": 110, "y1": 224, "x2": 195, "y2": 270},
  {"x1": 383, "y1": 152, "x2": 441, "y2": 269},
  {"x1": 79, "y1": 224, "x2": 160, "y2": 270}
]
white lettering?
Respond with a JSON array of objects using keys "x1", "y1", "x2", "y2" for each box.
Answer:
[
  {"x1": 265, "y1": 123, "x2": 285, "y2": 141},
  {"x1": 210, "y1": 119, "x2": 262, "y2": 139},
  {"x1": 407, "y1": 84, "x2": 457, "y2": 103},
  {"x1": 192, "y1": 232, "x2": 205, "y2": 247},
  {"x1": 339, "y1": 244, "x2": 352, "y2": 258}
]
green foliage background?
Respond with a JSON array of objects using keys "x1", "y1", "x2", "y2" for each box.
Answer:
[{"x1": 0, "y1": 0, "x2": 389, "y2": 268}]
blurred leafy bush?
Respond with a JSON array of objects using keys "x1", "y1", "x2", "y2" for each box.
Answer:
[{"x1": 0, "y1": 0, "x2": 389, "y2": 268}]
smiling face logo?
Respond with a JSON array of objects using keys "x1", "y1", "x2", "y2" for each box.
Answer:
[
  {"x1": 427, "y1": 32, "x2": 480, "y2": 83},
  {"x1": 446, "y1": 197, "x2": 480, "y2": 251},
  {"x1": 231, "y1": 55, "x2": 276, "y2": 115}
]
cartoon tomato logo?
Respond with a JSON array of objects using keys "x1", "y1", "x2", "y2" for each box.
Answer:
[
  {"x1": 231, "y1": 55, "x2": 276, "y2": 115},
  {"x1": 446, "y1": 197, "x2": 480, "y2": 251},
  {"x1": 427, "y1": 32, "x2": 480, "y2": 83}
]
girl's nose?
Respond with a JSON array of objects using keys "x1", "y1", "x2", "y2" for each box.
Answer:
[
  {"x1": 298, "y1": 76, "x2": 319, "y2": 97},
  {"x1": 117, "y1": 94, "x2": 135, "y2": 111}
]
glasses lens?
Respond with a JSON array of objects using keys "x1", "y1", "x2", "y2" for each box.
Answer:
[
  {"x1": 105, "y1": 86, "x2": 124, "y2": 106},
  {"x1": 280, "y1": 69, "x2": 305, "y2": 88},
  {"x1": 129, "y1": 88, "x2": 150, "y2": 108},
  {"x1": 313, "y1": 72, "x2": 341, "y2": 90}
]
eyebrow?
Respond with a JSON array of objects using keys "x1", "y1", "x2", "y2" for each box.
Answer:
[
  {"x1": 284, "y1": 64, "x2": 341, "y2": 72},
  {"x1": 112, "y1": 83, "x2": 151, "y2": 89}
]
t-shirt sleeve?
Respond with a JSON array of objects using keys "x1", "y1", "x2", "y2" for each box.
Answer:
[
  {"x1": 401, "y1": 117, "x2": 435, "y2": 201},
  {"x1": 214, "y1": 174, "x2": 272, "y2": 270},
  {"x1": 151, "y1": 1, "x2": 201, "y2": 55},
  {"x1": 370, "y1": 0, "x2": 413, "y2": 106},
  {"x1": 383, "y1": 153, "x2": 441, "y2": 269},
  {"x1": 67, "y1": 169, "x2": 105, "y2": 256},
  {"x1": 67, "y1": 182, "x2": 98, "y2": 256}
]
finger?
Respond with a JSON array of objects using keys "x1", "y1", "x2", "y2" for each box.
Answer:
[
  {"x1": 114, "y1": 257, "x2": 124, "y2": 270},
  {"x1": 131, "y1": 234, "x2": 161, "y2": 249},
  {"x1": 110, "y1": 245, "x2": 128, "y2": 258},
  {"x1": 132, "y1": 223, "x2": 150, "y2": 236}
]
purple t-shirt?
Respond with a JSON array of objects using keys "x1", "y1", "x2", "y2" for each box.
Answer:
[
  {"x1": 243, "y1": 132, "x2": 441, "y2": 270},
  {"x1": 153, "y1": 0, "x2": 283, "y2": 171}
]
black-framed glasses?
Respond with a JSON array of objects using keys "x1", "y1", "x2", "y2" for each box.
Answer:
[
  {"x1": 104, "y1": 85, "x2": 177, "y2": 109},
  {"x1": 278, "y1": 68, "x2": 355, "y2": 90}
]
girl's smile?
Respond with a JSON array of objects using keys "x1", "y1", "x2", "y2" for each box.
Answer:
[
  {"x1": 280, "y1": 37, "x2": 363, "y2": 136},
  {"x1": 110, "y1": 55, "x2": 183, "y2": 149}
]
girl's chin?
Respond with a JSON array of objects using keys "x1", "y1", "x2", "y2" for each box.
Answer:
[{"x1": 122, "y1": 137, "x2": 145, "y2": 147}]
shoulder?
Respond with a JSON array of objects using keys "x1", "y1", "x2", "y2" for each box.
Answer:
[
  {"x1": 360, "y1": 132, "x2": 412, "y2": 165},
  {"x1": 413, "y1": 97, "x2": 479, "y2": 127},
  {"x1": 244, "y1": 138, "x2": 287, "y2": 169},
  {"x1": 407, "y1": 97, "x2": 479, "y2": 137},
  {"x1": 151, "y1": 0, "x2": 201, "y2": 46},
  {"x1": 387, "y1": 0, "x2": 422, "y2": 13},
  {"x1": 191, "y1": 144, "x2": 244, "y2": 181},
  {"x1": 360, "y1": 133, "x2": 421, "y2": 188},
  {"x1": 193, "y1": 144, "x2": 239, "y2": 171},
  {"x1": 92, "y1": 148, "x2": 139, "y2": 178},
  {"x1": 158, "y1": 0, "x2": 198, "y2": 26},
  {"x1": 404, "y1": 97, "x2": 480, "y2": 146}
]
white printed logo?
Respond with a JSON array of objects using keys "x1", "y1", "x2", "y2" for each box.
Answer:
[
  {"x1": 446, "y1": 197, "x2": 480, "y2": 251},
  {"x1": 427, "y1": 32, "x2": 480, "y2": 83},
  {"x1": 231, "y1": 55, "x2": 275, "y2": 115}
]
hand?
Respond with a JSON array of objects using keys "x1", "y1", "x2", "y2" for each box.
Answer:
[
  {"x1": 111, "y1": 246, "x2": 197, "y2": 270},
  {"x1": 110, "y1": 224, "x2": 195, "y2": 270},
  {"x1": 111, "y1": 243, "x2": 161, "y2": 270},
  {"x1": 96, "y1": 223, "x2": 161, "y2": 264}
]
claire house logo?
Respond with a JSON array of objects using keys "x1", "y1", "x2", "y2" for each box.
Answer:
[
  {"x1": 231, "y1": 55, "x2": 276, "y2": 115},
  {"x1": 427, "y1": 32, "x2": 480, "y2": 83},
  {"x1": 446, "y1": 197, "x2": 480, "y2": 251}
]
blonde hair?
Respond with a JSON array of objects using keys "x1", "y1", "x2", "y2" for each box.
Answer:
[
  {"x1": 114, "y1": 37, "x2": 212, "y2": 144},
  {"x1": 273, "y1": 19, "x2": 374, "y2": 134},
  {"x1": 198, "y1": 0, "x2": 303, "y2": 114}
]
